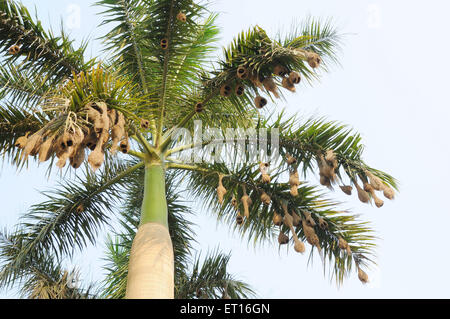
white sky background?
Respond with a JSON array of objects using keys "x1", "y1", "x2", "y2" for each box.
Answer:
[{"x1": 1, "y1": 0, "x2": 449, "y2": 298}]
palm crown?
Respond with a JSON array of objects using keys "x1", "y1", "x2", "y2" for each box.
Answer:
[{"x1": 0, "y1": 0, "x2": 397, "y2": 298}]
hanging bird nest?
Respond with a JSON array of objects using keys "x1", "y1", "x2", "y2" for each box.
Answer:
[
  {"x1": 216, "y1": 174, "x2": 227, "y2": 205},
  {"x1": 303, "y1": 211, "x2": 316, "y2": 227},
  {"x1": 254, "y1": 96, "x2": 267, "y2": 109},
  {"x1": 364, "y1": 183, "x2": 384, "y2": 208},
  {"x1": 23, "y1": 132, "x2": 43, "y2": 158},
  {"x1": 282, "y1": 208, "x2": 305, "y2": 253},
  {"x1": 56, "y1": 144, "x2": 71, "y2": 168},
  {"x1": 288, "y1": 71, "x2": 301, "y2": 85},
  {"x1": 241, "y1": 185, "x2": 252, "y2": 219},
  {"x1": 176, "y1": 12, "x2": 187, "y2": 22},
  {"x1": 320, "y1": 174, "x2": 331, "y2": 188},
  {"x1": 338, "y1": 236, "x2": 352, "y2": 254},
  {"x1": 236, "y1": 212, "x2": 244, "y2": 225},
  {"x1": 140, "y1": 119, "x2": 150, "y2": 129},
  {"x1": 290, "y1": 185, "x2": 298, "y2": 197},
  {"x1": 220, "y1": 84, "x2": 232, "y2": 97},
  {"x1": 382, "y1": 184, "x2": 395, "y2": 200},
  {"x1": 76, "y1": 204, "x2": 84, "y2": 214},
  {"x1": 120, "y1": 132, "x2": 131, "y2": 154},
  {"x1": 358, "y1": 267, "x2": 369, "y2": 284},
  {"x1": 160, "y1": 38, "x2": 168, "y2": 50},
  {"x1": 88, "y1": 146, "x2": 105, "y2": 171},
  {"x1": 15, "y1": 132, "x2": 30, "y2": 149},
  {"x1": 262, "y1": 77, "x2": 280, "y2": 98},
  {"x1": 355, "y1": 181, "x2": 370, "y2": 203},
  {"x1": 259, "y1": 162, "x2": 271, "y2": 184},
  {"x1": 84, "y1": 129, "x2": 99, "y2": 151},
  {"x1": 365, "y1": 170, "x2": 384, "y2": 191},
  {"x1": 70, "y1": 144, "x2": 86, "y2": 169},
  {"x1": 38, "y1": 134, "x2": 55, "y2": 163},
  {"x1": 110, "y1": 111, "x2": 125, "y2": 154},
  {"x1": 281, "y1": 77, "x2": 296, "y2": 92},
  {"x1": 307, "y1": 52, "x2": 322, "y2": 68},
  {"x1": 235, "y1": 84, "x2": 245, "y2": 96},
  {"x1": 291, "y1": 211, "x2": 301, "y2": 227},
  {"x1": 231, "y1": 196, "x2": 238, "y2": 208},
  {"x1": 286, "y1": 153, "x2": 297, "y2": 165},
  {"x1": 289, "y1": 169, "x2": 300, "y2": 185},
  {"x1": 302, "y1": 219, "x2": 320, "y2": 249},
  {"x1": 278, "y1": 230, "x2": 289, "y2": 245},
  {"x1": 194, "y1": 102, "x2": 204, "y2": 113},
  {"x1": 282, "y1": 208, "x2": 293, "y2": 228},
  {"x1": 14, "y1": 100, "x2": 129, "y2": 171},
  {"x1": 260, "y1": 191, "x2": 271, "y2": 205},
  {"x1": 86, "y1": 102, "x2": 109, "y2": 136},
  {"x1": 273, "y1": 211, "x2": 283, "y2": 226},
  {"x1": 340, "y1": 185, "x2": 353, "y2": 195},
  {"x1": 318, "y1": 217, "x2": 328, "y2": 230},
  {"x1": 294, "y1": 239, "x2": 306, "y2": 253},
  {"x1": 317, "y1": 151, "x2": 338, "y2": 186},
  {"x1": 236, "y1": 65, "x2": 248, "y2": 80},
  {"x1": 273, "y1": 65, "x2": 288, "y2": 77},
  {"x1": 8, "y1": 44, "x2": 20, "y2": 55},
  {"x1": 289, "y1": 169, "x2": 300, "y2": 197},
  {"x1": 249, "y1": 72, "x2": 264, "y2": 89}
]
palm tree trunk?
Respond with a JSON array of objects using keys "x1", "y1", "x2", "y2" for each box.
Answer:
[{"x1": 125, "y1": 163, "x2": 174, "y2": 299}]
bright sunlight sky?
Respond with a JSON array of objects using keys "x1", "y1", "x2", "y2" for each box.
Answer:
[{"x1": 1, "y1": 0, "x2": 450, "y2": 298}]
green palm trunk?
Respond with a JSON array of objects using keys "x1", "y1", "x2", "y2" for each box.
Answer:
[
  {"x1": 140, "y1": 163, "x2": 169, "y2": 227},
  {"x1": 126, "y1": 161, "x2": 174, "y2": 299}
]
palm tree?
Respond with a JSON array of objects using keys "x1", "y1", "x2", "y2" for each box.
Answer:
[{"x1": 0, "y1": 0, "x2": 397, "y2": 298}]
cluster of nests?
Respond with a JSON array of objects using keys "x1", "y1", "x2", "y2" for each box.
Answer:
[
  {"x1": 215, "y1": 155, "x2": 321, "y2": 253},
  {"x1": 317, "y1": 149, "x2": 395, "y2": 207},
  {"x1": 14, "y1": 102, "x2": 133, "y2": 171},
  {"x1": 215, "y1": 151, "x2": 386, "y2": 284},
  {"x1": 210, "y1": 51, "x2": 321, "y2": 113}
]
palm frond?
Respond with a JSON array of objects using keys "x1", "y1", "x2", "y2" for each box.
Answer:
[
  {"x1": 175, "y1": 157, "x2": 376, "y2": 284},
  {"x1": 0, "y1": 0, "x2": 92, "y2": 81},
  {"x1": 0, "y1": 64, "x2": 49, "y2": 107},
  {"x1": 176, "y1": 250, "x2": 255, "y2": 299},
  {"x1": 0, "y1": 159, "x2": 143, "y2": 288},
  {"x1": 265, "y1": 112, "x2": 398, "y2": 190},
  {"x1": 0, "y1": 231, "x2": 96, "y2": 299}
]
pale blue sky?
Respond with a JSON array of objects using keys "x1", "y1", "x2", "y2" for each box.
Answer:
[{"x1": 1, "y1": 0, "x2": 450, "y2": 298}]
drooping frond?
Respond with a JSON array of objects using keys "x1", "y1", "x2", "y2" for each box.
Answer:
[
  {"x1": 263, "y1": 112, "x2": 398, "y2": 191},
  {"x1": 169, "y1": 132, "x2": 379, "y2": 285},
  {"x1": 280, "y1": 17, "x2": 341, "y2": 71},
  {"x1": 0, "y1": 64, "x2": 49, "y2": 107},
  {"x1": 0, "y1": 159, "x2": 143, "y2": 288},
  {"x1": 176, "y1": 250, "x2": 255, "y2": 299},
  {"x1": 0, "y1": 232, "x2": 96, "y2": 299}
]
